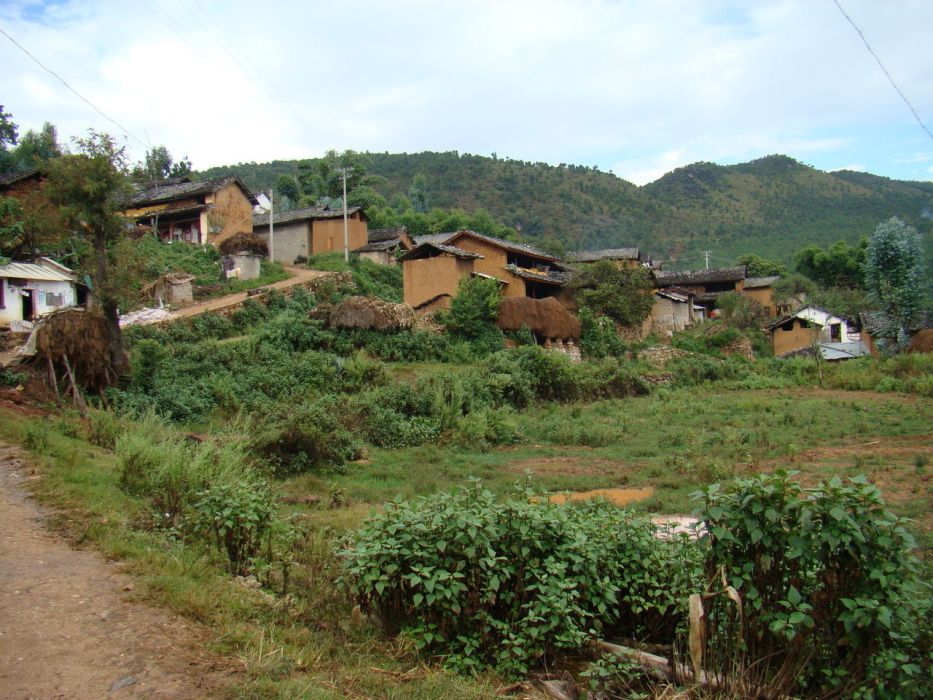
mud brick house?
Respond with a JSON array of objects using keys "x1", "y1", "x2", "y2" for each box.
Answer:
[
  {"x1": 0, "y1": 258, "x2": 78, "y2": 329},
  {"x1": 566, "y1": 247, "x2": 642, "y2": 269},
  {"x1": 653, "y1": 266, "x2": 746, "y2": 314},
  {"x1": 768, "y1": 305, "x2": 865, "y2": 359},
  {"x1": 125, "y1": 176, "x2": 257, "y2": 247},
  {"x1": 0, "y1": 169, "x2": 43, "y2": 199},
  {"x1": 352, "y1": 226, "x2": 414, "y2": 265},
  {"x1": 400, "y1": 230, "x2": 570, "y2": 313},
  {"x1": 742, "y1": 275, "x2": 782, "y2": 316},
  {"x1": 252, "y1": 206, "x2": 368, "y2": 264},
  {"x1": 649, "y1": 287, "x2": 703, "y2": 335},
  {"x1": 859, "y1": 310, "x2": 933, "y2": 357}
]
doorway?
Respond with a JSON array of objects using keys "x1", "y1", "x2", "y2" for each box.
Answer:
[{"x1": 21, "y1": 289, "x2": 35, "y2": 321}]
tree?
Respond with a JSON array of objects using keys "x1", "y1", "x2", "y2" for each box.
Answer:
[
  {"x1": 133, "y1": 145, "x2": 192, "y2": 182},
  {"x1": 296, "y1": 149, "x2": 378, "y2": 202},
  {"x1": 794, "y1": 238, "x2": 867, "y2": 288},
  {"x1": 772, "y1": 273, "x2": 816, "y2": 313},
  {"x1": 736, "y1": 253, "x2": 786, "y2": 278},
  {"x1": 444, "y1": 276, "x2": 502, "y2": 339},
  {"x1": 715, "y1": 291, "x2": 766, "y2": 329},
  {"x1": 0, "y1": 105, "x2": 19, "y2": 173},
  {"x1": 408, "y1": 173, "x2": 429, "y2": 213},
  {"x1": 570, "y1": 260, "x2": 654, "y2": 327},
  {"x1": 10, "y1": 122, "x2": 62, "y2": 169},
  {"x1": 45, "y1": 131, "x2": 131, "y2": 378},
  {"x1": 863, "y1": 217, "x2": 927, "y2": 347},
  {"x1": 274, "y1": 174, "x2": 302, "y2": 208}
]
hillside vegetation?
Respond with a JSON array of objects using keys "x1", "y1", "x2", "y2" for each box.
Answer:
[{"x1": 199, "y1": 152, "x2": 933, "y2": 265}]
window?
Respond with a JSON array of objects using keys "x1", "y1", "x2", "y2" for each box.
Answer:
[{"x1": 0, "y1": 280, "x2": 4, "y2": 309}]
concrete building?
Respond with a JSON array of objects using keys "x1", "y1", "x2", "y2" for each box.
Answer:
[{"x1": 0, "y1": 258, "x2": 79, "y2": 329}]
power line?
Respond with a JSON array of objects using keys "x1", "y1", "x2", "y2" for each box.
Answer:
[
  {"x1": 831, "y1": 0, "x2": 933, "y2": 141},
  {"x1": 0, "y1": 24, "x2": 148, "y2": 148}
]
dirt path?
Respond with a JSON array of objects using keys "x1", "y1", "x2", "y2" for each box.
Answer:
[
  {"x1": 170, "y1": 266, "x2": 332, "y2": 320},
  {"x1": 0, "y1": 443, "x2": 232, "y2": 699}
]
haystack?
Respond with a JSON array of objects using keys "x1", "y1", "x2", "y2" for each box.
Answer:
[
  {"x1": 218, "y1": 232, "x2": 269, "y2": 256},
  {"x1": 496, "y1": 296, "x2": 581, "y2": 340},
  {"x1": 22, "y1": 307, "x2": 123, "y2": 401},
  {"x1": 908, "y1": 328, "x2": 933, "y2": 354},
  {"x1": 329, "y1": 295, "x2": 414, "y2": 331}
]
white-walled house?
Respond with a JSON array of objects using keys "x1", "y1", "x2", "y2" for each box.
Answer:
[
  {"x1": 0, "y1": 258, "x2": 79, "y2": 329},
  {"x1": 768, "y1": 305, "x2": 864, "y2": 358}
]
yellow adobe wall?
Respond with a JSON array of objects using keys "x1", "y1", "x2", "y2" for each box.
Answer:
[
  {"x1": 403, "y1": 255, "x2": 474, "y2": 308},
  {"x1": 450, "y1": 236, "x2": 528, "y2": 297},
  {"x1": 772, "y1": 319, "x2": 817, "y2": 356},
  {"x1": 311, "y1": 213, "x2": 368, "y2": 254},
  {"x1": 205, "y1": 183, "x2": 255, "y2": 247},
  {"x1": 744, "y1": 286, "x2": 776, "y2": 316}
]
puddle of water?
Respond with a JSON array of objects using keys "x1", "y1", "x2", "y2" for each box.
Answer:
[{"x1": 548, "y1": 487, "x2": 654, "y2": 507}]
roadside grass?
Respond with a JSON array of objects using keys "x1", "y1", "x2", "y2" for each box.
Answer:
[{"x1": 0, "y1": 412, "x2": 502, "y2": 699}]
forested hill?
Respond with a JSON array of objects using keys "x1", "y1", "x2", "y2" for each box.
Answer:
[{"x1": 199, "y1": 152, "x2": 933, "y2": 265}]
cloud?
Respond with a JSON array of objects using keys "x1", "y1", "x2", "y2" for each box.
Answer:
[{"x1": 0, "y1": 0, "x2": 931, "y2": 182}]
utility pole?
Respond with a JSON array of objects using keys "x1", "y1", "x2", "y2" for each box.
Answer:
[
  {"x1": 337, "y1": 166, "x2": 353, "y2": 263},
  {"x1": 268, "y1": 188, "x2": 275, "y2": 263},
  {"x1": 703, "y1": 251, "x2": 711, "y2": 270}
]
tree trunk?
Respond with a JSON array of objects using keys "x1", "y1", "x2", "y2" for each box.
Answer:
[{"x1": 94, "y1": 229, "x2": 127, "y2": 380}]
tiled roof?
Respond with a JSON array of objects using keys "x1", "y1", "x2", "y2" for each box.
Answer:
[
  {"x1": 132, "y1": 203, "x2": 208, "y2": 220},
  {"x1": 744, "y1": 275, "x2": 781, "y2": 289},
  {"x1": 567, "y1": 247, "x2": 640, "y2": 263},
  {"x1": 446, "y1": 230, "x2": 558, "y2": 261},
  {"x1": 653, "y1": 266, "x2": 746, "y2": 287},
  {"x1": 130, "y1": 175, "x2": 257, "y2": 207},
  {"x1": 412, "y1": 232, "x2": 455, "y2": 246},
  {"x1": 398, "y1": 242, "x2": 483, "y2": 261},
  {"x1": 252, "y1": 205, "x2": 362, "y2": 227},
  {"x1": 655, "y1": 288, "x2": 691, "y2": 303},
  {"x1": 353, "y1": 239, "x2": 403, "y2": 253},
  {"x1": 859, "y1": 309, "x2": 933, "y2": 336},
  {"x1": 503, "y1": 264, "x2": 569, "y2": 285},
  {"x1": 368, "y1": 227, "x2": 408, "y2": 243},
  {"x1": 0, "y1": 169, "x2": 40, "y2": 189}
]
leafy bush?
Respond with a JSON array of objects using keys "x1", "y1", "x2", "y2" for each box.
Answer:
[
  {"x1": 195, "y1": 473, "x2": 274, "y2": 576},
  {"x1": 579, "y1": 307, "x2": 628, "y2": 359},
  {"x1": 248, "y1": 396, "x2": 364, "y2": 475},
  {"x1": 344, "y1": 484, "x2": 701, "y2": 677},
  {"x1": 695, "y1": 471, "x2": 929, "y2": 698},
  {"x1": 85, "y1": 409, "x2": 121, "y2": 450},
  {"x1": 570, "y1": 260, "x2": 654, "y2": 327},
  {"x1": 442, "y1": 277, "x2": 502, "y2": 341}
]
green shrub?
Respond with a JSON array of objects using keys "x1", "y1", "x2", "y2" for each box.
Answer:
[
  {"x1": 695, "y1": 471, "x2": 928, "y2": 698},
  {"x1": 344, "y1": 484, "x2": 701, "y2": 677},
  {"x1": 195, "y1": 472, "x2": 274, "y2": 576},
  {"x1": 248, "y1": 396, "x2": 364, "y2": 475},
  {"x1": 579, "y1": 307, "x2": 628, "y2": 359},
  {"x1": 22, "y1": 422, "x2": 50, "y2": 451},
  {"x1": 85, "y1": 409, "x2": 121, "y2": 450}
]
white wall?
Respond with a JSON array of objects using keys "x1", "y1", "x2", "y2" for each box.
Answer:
[{"x1": 0, "y1": 278, "x2": 76, "y2": 327}]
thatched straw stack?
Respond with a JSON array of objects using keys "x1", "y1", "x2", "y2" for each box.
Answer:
[
  {"x1": 29, "y1": 307, "x2": 120, "y2": 396},
  {"x1": 329, "y1": 295, "x2": 415, "y2": 331},
  {"x1": 497, "y1": 296, "x2": 581, "y2": 340},
  {"x1": 218, "y1": 231, "x2": 269, "y2": 256},
  {"x1": 908, "y1": 328, "x2": 933, "y2": 353}
]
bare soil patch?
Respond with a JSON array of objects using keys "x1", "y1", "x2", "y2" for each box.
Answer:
[
  {"x1": 507, "y1": 454, "x2": 632, "y2": 478},
  {"x1": 549, "y1": 487, "x2": 655, "y2": 507},
  {"x1": 0, "y1": 443, "x2": 235, "y2": 699}
]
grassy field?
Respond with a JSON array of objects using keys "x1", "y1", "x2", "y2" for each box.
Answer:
[{"x1": 1, "y1": 374, "x2": 930, "y2": 697}]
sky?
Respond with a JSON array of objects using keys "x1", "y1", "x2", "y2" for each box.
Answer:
[{"x1": 1, "y1": 0, "x2": 932, "y2": 185}]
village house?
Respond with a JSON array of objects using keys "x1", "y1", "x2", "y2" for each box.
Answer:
[
  {"x1": 767, "y1": 305, "x2": 867, "y2": 359},
  {"x1": 352, "y1": 226, "x2": 414, "y2": 266},
  {"x1": 648, "y1": 287, "x2": 703, "y2": 336},
  {"x1": 742, "y1": 276, "x2": 781, "y2": 316},
  {"x1": 0, "y1": 258, "x2": 79, "y2": 329},
  {"x1": 124, "y1": 176, "x2": 258, "y2": 247},
  {"x1": 653, "y1": 266, "x2": 746, "y2": 314},
  {"x1": 400, "y1": 230, "x2": 570, "y2": 313},
  {"x1": 0, "y1": 168, "x2": 43, "y2": 199},
  {"x1": 252, "y1": 206, "x2": 369, "y2": 264},
  {"x1": 566, "y1": 247, "x2": 642, "y2": 269},
  {"x1": 858, "y1": 310, "x2": 933, "y2": 356}
]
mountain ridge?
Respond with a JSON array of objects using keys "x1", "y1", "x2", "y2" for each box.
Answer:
[{"x1": 198, "y1": 152, "x2": 932, "y2": 266}]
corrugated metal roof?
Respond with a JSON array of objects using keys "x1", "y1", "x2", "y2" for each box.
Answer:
[{"x1": 0, "y1": 261, "x2": 76, "y2": 282}]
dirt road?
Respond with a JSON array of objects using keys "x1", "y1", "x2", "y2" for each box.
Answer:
[
  {"x1": 170, "y1": 266, "x2": 332, "y2": 320},
  {"x1": 0, "y1": 443, "x2": 231, "y2": 699}
]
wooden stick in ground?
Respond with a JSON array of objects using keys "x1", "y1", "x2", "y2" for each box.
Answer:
[{"x1": 61, "y1": 354, "x2": 87, "y2": 415}]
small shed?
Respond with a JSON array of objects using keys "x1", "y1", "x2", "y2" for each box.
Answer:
[
  {"x1": 222, "y1": 253, "x2": 262, "y2": 281},
  {"x1": 353, "y1": 227, "x2": 414, "y2": 266},
  {"x1": 141, "y1": 273, "x2": 195, "y2": 307},
  {"x1": 0, "y1": 258, "x2": 78, "y2": 330}
]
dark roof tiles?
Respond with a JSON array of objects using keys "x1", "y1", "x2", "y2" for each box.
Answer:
[{"x1": 653, "y1": 266, "x2": 746, "y2": 287}]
